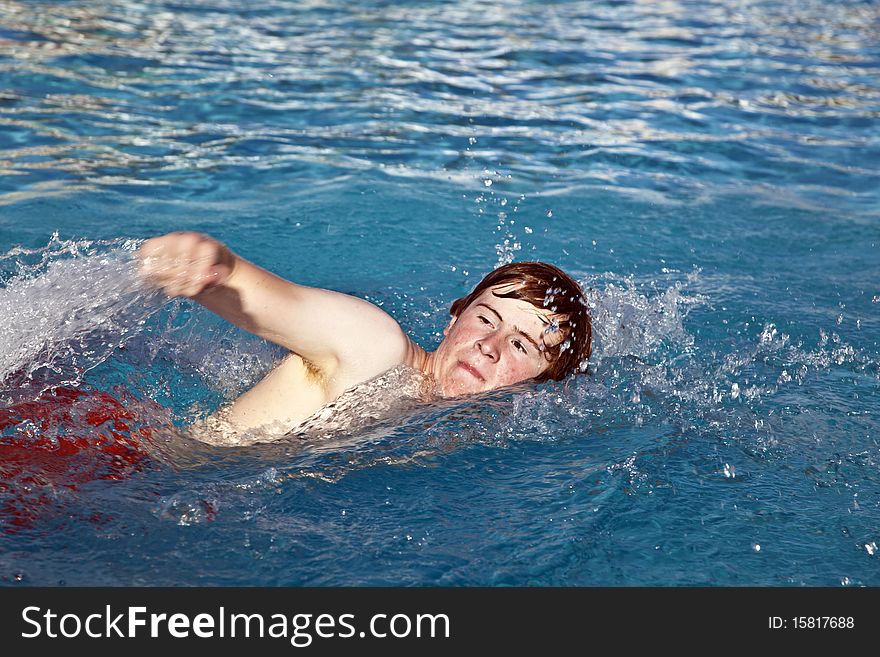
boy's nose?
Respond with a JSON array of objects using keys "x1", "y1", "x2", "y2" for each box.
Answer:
[{"x1": 476, "y1": 337, "x2": 499, "y2": 361}]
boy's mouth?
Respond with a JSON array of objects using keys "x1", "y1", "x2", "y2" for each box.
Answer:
[{"x1": 457, "y1": 361, "x2": 484, "y2": 381}]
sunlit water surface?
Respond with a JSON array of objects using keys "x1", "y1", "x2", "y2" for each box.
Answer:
[{"x1": 0, "y1": 0, "x2": 878, "y2": 585}]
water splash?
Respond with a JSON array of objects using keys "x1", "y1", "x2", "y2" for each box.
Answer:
[
  {"x1": 586, "y1": 271, "x2": 703, "y2": 363},
  {"x1": 0, "y1": 234, "x2": 164, "y2": 397}
]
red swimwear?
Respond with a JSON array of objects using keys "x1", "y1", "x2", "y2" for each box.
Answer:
[{"x1": 0, "y1": 386, "x2": 151, "y2": 530}]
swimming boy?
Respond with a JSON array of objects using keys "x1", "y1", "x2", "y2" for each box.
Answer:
[{"x1": 138, "y1": 232, "x2": 592, "y2": 438}]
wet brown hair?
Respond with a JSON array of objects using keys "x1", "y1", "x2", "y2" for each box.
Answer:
[{"x1": 450, "y1": 262, "x2": 592, "y2": 382}]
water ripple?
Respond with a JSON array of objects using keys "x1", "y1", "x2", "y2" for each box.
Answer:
[{"x1": 0, "y1": 0, "x2": 877, "y2": 208}]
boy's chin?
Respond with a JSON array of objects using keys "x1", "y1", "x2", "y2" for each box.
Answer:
[{"x1": 437, "y1": 375, "x2": 486, "y2": 398}]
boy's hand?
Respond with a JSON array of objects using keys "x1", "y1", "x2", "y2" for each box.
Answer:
[{"x1": 137, "y1": 232, "x2": 235, "y2": 298}]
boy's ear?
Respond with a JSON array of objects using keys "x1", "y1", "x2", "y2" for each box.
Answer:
[{"x1": 442, "y1": 315, "x2": 458, "y2": 337}]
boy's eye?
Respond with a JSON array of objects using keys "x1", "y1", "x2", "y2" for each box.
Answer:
[
  {"x1": 478, "y1": 315, "x2": 491, "y2": 325},
  {"x1": 513, "y1": 340, "x2": 527, "y2": 353}
]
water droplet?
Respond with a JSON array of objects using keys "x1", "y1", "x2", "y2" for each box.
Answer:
[
  {"x1": 546, "y1": 210, "x2": 553, "y2": 217},
  {"x1": 866, "y1": 542, "x2": 877, "y2": 556},
  {"x1": 483, "y1": 179, "x2": 493, "y2": 187},
  {"x1": 468, "y1": 137, "x2": 476, "y2": 145},
  {"x1": 752, "y1": 543, "x2": 761, "y2": 552},
  {"x1": 731, "y1": 383, "x2": 740, "y2": 399},
  {"x1": 724, "y1": 463, "x2": 736, "y2": 478},
  {"x1": 524, "y1": 226, "x2": 533, "y2": 234}
]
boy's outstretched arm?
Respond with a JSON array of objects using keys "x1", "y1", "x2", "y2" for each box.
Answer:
[{"x1": 137, "y1": 232, "x2": 411, "y2": 384}]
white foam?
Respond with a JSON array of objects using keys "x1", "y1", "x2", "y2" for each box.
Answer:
[{"x1": 0, "y1": 235, "x2": 161, "y2": 392}]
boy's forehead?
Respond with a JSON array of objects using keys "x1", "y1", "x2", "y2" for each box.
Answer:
[
  {"x1": 480, "y1": 283, "x2": 546, "y2": 315},
  {"x1": 474, "y1": 286, "x2": 567, "y2": 346}
]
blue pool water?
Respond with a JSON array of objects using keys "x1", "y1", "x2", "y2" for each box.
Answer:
[{"x1": 0, "y1": 0, "x2": 878, "y2": 586}]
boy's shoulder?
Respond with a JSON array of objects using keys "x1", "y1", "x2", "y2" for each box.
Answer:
[{"x1": 331, "y1": 317, "x2": 422, "y2": 395}]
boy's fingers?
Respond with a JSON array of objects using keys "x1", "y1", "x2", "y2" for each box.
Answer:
[{"x1": 136, "y1": 233, "x2": 228, "y2": 298}]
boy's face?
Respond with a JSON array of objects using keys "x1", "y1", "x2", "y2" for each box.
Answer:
[{"x1": 431, "y1": 285, "x2": 563, "y2": 396}]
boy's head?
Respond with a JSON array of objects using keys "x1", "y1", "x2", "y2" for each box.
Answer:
[{"x1": 430, "y1": 262, "x2": 592, "y2": 396}]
